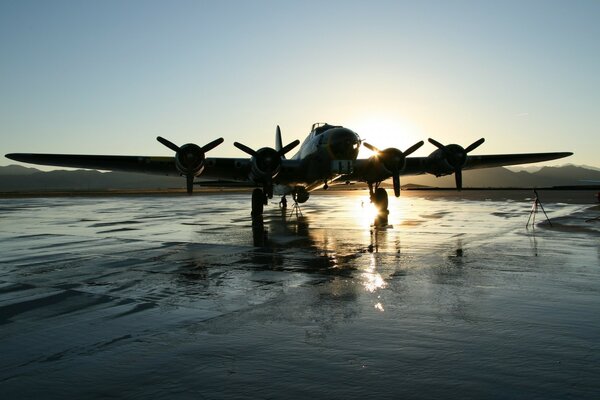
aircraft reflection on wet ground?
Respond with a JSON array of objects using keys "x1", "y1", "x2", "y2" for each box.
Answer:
[{"x1": 1, "y1": 191, "x2": 599, "y2": 399}]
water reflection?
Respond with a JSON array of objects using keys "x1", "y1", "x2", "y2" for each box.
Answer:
[
  {"x1": 251, "y1": 218, "x2": 268, "y2": 247},
  {"x1": 362, "y1": 253, "x2": 388, "y2": 294},
  {"x1": 450, "y1": 238, "x2": 464, "y2": 266},
  {"x1": 175, "y1": 205, "x2": 402, "y2": 321},
  {"x1": 528, "y1": 231, "x2": 539, "y2": 257},
  {"x1": 168, "y1": 193, "x2": 503, "y2": 330}
]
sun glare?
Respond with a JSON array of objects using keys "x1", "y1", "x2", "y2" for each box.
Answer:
[
  {"x1": 354, "y1": 196, "x2": 380, "y2": 228},
  {"x1": 347, "y1": 116, "x2": 423, "y2": 159},
  {"x1": 352, "y1": 192, "x2": 407, "y2": 229}
]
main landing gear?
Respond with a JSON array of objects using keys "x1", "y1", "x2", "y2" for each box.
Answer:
[
  {"x1": 251, "y1": 188, "x2": 267, "y2": 226},
  {"x1": 368, "y1": 183, "x2": 389, "y2": 227},
  {"x1": 251, "y1": 188, "x2": 304, "y2": 224}
]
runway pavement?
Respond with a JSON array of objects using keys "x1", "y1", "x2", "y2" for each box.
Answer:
[{"x1": 1, "y1": 190, "x2": 599, "y2": 399}]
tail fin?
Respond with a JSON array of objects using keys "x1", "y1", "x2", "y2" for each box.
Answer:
[{"x1": 275, "y1": 125, "x2": 283, "y2": 155}]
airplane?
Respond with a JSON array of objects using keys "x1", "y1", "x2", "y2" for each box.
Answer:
[{"x1": 5, "y1": 122, "x2": 572, "y2": 223}]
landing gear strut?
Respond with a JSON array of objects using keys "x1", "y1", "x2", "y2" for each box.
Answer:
[
  {"x1": 368, "y1": 183, "x2": 389, "y2": 227},
  {"x1": 263, "y1": 184, "x2": 273, "y2": 204}
]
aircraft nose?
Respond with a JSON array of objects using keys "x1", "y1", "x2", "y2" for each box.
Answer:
[{"x1": 329, "y1": 130, "x2": 360, "y2": 159}]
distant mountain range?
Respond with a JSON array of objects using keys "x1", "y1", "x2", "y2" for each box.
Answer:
[
  {"x1": 0, "y1": 165, "x2": 183, "y2": 192},
  {"x1": 401, "y1": 164, "x2": 600, "y2": 189},
  {"x1": 1, "y1": 164, "x2": 599, "y2": 192}
]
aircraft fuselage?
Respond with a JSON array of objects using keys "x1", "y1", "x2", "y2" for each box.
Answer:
[{"x1": 275, "y1": 124, "x2": 361, "y2": 193}]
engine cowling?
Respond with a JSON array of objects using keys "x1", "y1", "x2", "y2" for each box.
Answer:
[
  {"x1": 427, "y1": 138, "x2": 485, "y2": 190},
  {"x1": 360, "y1": 154, "x2": 391, "y2": 183},
  {"x1": 249, "y1": 147, "x2": 282, "y2": 182},
  {"x1": 362, "y1": 140, "x2": 424, "y2": 197},
  {"x1": 234, "y1": 135, "x2": 300, "y2": 199},
  {"x1": 174, "y1": 143, "x2": 206, "y2": 177},
  {"x1": 157, "y1": 136, "x2": 224, "y2": 194},
  {"x1": 426, "y1": 148, "x2": 456, "y2": 177}
]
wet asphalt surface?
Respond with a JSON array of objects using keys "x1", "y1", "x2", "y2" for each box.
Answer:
[{"x1": 1, "y1": 190, "x2": 599, "y2": 399}]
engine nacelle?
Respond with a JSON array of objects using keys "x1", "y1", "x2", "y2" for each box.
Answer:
[
  {"x1": 379, "y1": 148, "x2": 406, "y2": 173},
  {"x1": 426, "y1": 138, "x2": 484, "y2": 191},
  {"x1": 360, "y1": 154, "x2": 391, "y2": 183},
  {"x1": 293, "y1": 186, "x2": 310, "y2": 203},
  {"x1": 360, "y1": 148, "x2": 406, "y2": 183},
  {"x1": 426, "y1": 147, "x2": 462, "y2": 177},
  {"x1": 156, "y1": 135, "x2": 223, "y2": 194},
  {"x1": 249, "y1": 147, "x2": 281, "y2": 182},
  {"x1": 175, "y1": 143, "x2": 206, "y2": 177}
]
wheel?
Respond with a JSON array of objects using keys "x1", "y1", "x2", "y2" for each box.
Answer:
[
  {"x1": 373, "y1": 188, "x2": 388, "y2": 212},
  {"x1": 251, "y1": 188, "x2": 264, "y2": 217}
]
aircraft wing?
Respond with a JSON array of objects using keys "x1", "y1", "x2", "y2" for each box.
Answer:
[
  {"x1": 349, "y1": 151, "x2": 573, "y2": 181},
  {"x1": 403, "y1": 151, "x2": 573, "y2": 174},
  {"x1": 5, "y1": 153, "x2": 180, "y2": 175},
  {"x1": 461, "y1": 152, "x2": 573, "y2": 171},
  {"x1": 4, "y1": 152, "x2": 302, "y2": 184}
]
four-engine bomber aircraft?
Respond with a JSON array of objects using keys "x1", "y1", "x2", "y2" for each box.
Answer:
[{"x1": 6, "y1": 122, "x2": 572, "y2": 222}]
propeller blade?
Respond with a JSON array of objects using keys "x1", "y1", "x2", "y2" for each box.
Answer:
[
  {"x1": 393, "y1": 174, "x2": 400, "y2": 197},
  {"x1": 157, "y1": 136, "x2": 180, "y2": 152},
  {"x1": 186, "y1": 174, "x2": 194, "y2": 195},
  {"x1": 427, "y1": 138, "x2": 445, "y2": 150},
  {"x1": 455, "y1": 168, "x2": 463, "y2": 191},
  {"x1": 403, "y1": 140, "x2": 424, "y2": 156},
  {"x1": 428, "y1": 138, "x2": 453, "y2": 158},
  {"x1": 363, "y1": 142, "x2": 380, "y2": 153},
  {"x1": 234, "y1": 142, "x2": 257, "y2": 157},
  {"x1": 202, "y1": 137, "x2": 224, "y2": 153},
  {"x1": 278, "y1": 139, "x2": 300, "y2": 156},
  {"x1": 465, "y1": 138, "x2": 485, "y2": 153}
]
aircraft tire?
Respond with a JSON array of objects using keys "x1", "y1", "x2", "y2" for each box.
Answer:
[
  {"x1": 374, "y1": 187, "x2": 388, "y2": 212},
  {"x1": 252, "y1": 188, "x2": 264, "y2": 217}
]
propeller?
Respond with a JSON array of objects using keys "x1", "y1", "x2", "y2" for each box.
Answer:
[
  {"x1": 363, "y1": 140, "x2": 424, "y2": 197},
  {"x1": 234, "y1": 134, "x2": 300, "y2": 198},
  {"x1": 157, "y1": 136, "x2": 224, "y2": 194},
  {"x1": 427, "y1": 137, "x2": 485, "y2": 191},
  {"x1": 234, "y1": 138, "x2": 300, "y2": 176}
]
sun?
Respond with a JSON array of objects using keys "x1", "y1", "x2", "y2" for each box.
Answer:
[{"x1": 346, "y1": 116, "x2": 424, "y2": 159}]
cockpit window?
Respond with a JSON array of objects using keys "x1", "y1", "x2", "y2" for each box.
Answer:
[{"x1": 313, "y1": 123, "x2": 341, "y2": 136}]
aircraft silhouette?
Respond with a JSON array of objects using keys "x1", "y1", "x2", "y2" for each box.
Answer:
[{"x1": 6, "y1": 122, "x2": 572, "y2": 223}]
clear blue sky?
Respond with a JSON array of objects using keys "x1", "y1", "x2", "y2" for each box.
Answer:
[{"x1": 1, "y1": 0, "x2": 598, "y2": 167}]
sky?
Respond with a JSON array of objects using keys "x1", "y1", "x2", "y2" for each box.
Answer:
[{"x1": 1, "y1": 0, "x2": 599, "y2": 168}]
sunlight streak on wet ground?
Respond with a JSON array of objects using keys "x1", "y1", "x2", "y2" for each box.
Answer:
[{"x1": 0, "y1": 190, "x2": 599, "y2": 398}]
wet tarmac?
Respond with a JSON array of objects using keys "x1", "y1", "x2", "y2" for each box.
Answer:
[{"x1": 1, "y1": 190, "x2": 599, "y2": 399}]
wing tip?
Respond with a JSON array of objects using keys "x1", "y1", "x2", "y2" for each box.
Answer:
[
  {"x1": 5, "y1": 153, "x2": 21, "y2": 161},
  {"x1": 558, "y1": 151, "x2": 574, "y2": 158}
]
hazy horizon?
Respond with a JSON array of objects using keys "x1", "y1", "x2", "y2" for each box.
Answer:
[{"x1": 1, "y1": 1, "x2": 598, "y2": 169}]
